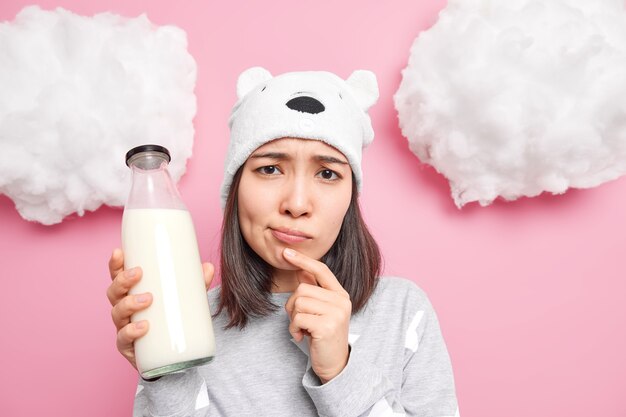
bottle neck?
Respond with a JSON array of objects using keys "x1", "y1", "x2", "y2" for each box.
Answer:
[{"x1": 126, "y1": 157, "x2": 187, "y2": 210}]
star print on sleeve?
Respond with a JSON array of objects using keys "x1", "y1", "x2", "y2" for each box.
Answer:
[
  {"x1": 194, "y1": 379, "x2": 210, "y2": 410},
  {"x1": 405, "y1": 310, "x2": 424, "y2": 352}
]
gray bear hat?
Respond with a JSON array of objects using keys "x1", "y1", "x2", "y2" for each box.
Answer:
[{"x1": 220, "y1": 66, "x2": 379, "y2": 207}]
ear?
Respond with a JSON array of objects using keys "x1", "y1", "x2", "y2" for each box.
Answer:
[
  {"x1": 345, "y1": 70, "x2": 379, "y2": 111},
  {"x1": 236, "y1": 67, "x2": 273, "y2": 99}
]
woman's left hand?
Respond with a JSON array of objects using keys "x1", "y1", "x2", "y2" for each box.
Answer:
[{"x1": 283, "y1": 248, "x2": 352, "y2": 384}]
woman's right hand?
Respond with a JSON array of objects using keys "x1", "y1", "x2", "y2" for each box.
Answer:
[{"x1": 106, "y1": 248, "x2": 216, "y2": 370}]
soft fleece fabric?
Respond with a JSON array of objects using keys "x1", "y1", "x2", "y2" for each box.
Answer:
[
  {"x1": 133, "y1": 277, "x2": 460, "y2": 417},
  {"x1": 220, "y1": 67, "x2": 379, "y2": 207}
]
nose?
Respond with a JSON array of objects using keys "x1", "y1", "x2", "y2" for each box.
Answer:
[
  {"x1": 285, "y1": 96, "x2": 325, "y2": 114},
  {"x1": 279, "y1": 177, "x2": 312, "y2": 218}
]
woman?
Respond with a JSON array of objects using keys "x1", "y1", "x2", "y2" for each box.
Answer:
[{"x1": 107, "y1": 67, "x2": 459, "y2": 416}]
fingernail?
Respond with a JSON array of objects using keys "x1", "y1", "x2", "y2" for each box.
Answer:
[
  {"x1": 135, "y1": 294, "x2": 148, "y2": 303},
  {"x1": 135, "y1": 321, "x2": 145, "y2": 330},
  {"x1": 284, "y1": 248, "x2": 296, "y2": 258},
  {"x1": 125, "y1": 268, "x2": 137, "y2": 278}
]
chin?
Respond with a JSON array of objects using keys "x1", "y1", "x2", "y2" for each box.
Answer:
[
  {"x1": 266, "y1": 256, "x2": 299, "y2": 271},
  {"x1": 256, "y1": 246, "x2": 293, "y2": 270}
]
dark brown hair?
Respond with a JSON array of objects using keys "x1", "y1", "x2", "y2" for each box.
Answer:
[{"x1": 215, "y1": 167, "x2": 381, "y2": 329}]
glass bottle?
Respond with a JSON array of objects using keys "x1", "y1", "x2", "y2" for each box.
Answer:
[{"x1": 122, "y1": 144, "x2": 215, "y2": 379}]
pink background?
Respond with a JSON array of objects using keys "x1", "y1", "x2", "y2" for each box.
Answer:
[{"x1": 1, "y1": 1, "x2": 625, "y2": 416}]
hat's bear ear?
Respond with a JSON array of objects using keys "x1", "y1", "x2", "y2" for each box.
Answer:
[
  {"x1": 345, "y1": 70, "x2": 379, "y2": 111},
  {"x1": 237, "y1": 67, "x2": 273, "y2": 99}
]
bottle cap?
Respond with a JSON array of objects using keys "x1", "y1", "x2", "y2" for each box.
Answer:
[{"x1": 125, "y1": 144, "x2": 171, "y2": 167}]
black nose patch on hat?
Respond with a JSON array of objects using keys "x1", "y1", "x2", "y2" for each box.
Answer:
[{"x1": 286, "y1": 96, "x2": 325, "y2": 114}]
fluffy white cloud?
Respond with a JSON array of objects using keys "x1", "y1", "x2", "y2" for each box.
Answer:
[
  {"x1": 394, "y1": 0, "x2": 626, "y2": 207},
  {"x1": 0, "y1": 6, "x2": 196, "y2": 224}
]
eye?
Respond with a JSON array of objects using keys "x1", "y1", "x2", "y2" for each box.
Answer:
[
  {"x1": 257, "y1": 165, "x2": 281, "y2": 175},
  {"x1": 261, "y1": 86, "x2": 266, "y2": 92},
  {"x1": 338, "y1": 92, "x2": 343, "y2": 99},
  {"x1": 317, "y1": 169, "x2": 339, "y2": 181}
]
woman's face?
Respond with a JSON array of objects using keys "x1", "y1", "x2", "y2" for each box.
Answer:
[{"x1": 237, "y1": 137, "x2": 353, "y2": 271}]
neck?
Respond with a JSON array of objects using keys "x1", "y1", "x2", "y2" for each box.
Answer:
[{"x1": 271, "y1": 268, "x2": 300, "y2": 293}]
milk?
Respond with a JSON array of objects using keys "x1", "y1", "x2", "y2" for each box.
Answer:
[{"x1": 122, "y1": 208, "x2": 215, "y2": 378}]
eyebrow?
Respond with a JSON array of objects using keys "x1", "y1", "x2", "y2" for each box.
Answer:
[{"x1": 250, "y1": 152, "x2": 348, "y2": 165}]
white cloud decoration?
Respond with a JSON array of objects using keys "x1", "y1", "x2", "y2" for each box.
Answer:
[
  {"x1": 0, "y1": 6, "x2": 197, "y2": 225},
  {"x1": 394, "y1": 0, "x2": 626, "y2": 207}
]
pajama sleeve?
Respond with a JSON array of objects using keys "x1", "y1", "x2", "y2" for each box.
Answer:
[
  {"x1": 302, "y1": 281, "x2": 459, "y2": 417},
  {"x1": 133, "y1": 368, "x2": 211, "y2": 417}
]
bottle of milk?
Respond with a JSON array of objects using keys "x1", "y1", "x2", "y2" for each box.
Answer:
[{"x1": 122, "y1": 144, "x2": 215, "y2": 379}]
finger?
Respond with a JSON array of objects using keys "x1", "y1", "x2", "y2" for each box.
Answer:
[
  {"x1": 202, "y1": 262, "x2": 215, "y2": 291},
  {"x1": 109, "y1": 248, "x2": 125, "y2": 281},
  {"x1": 289, "y1": 312, "x2": 321, "y2": 342},
  {"x1": 282, "y1": 248, "x2": 346, "y2": 294},
  {"x1": 117, "y1": 321, "x2": 149, "y2": 350},
  {"x1": 111, "y1": 293, "x2": 153, "y2": 330},
  {"x1": 284, "y1": 283, "x2": 338, "y2": 316},
  {"x1": 117, "y1": 321, "x2": 149, "y2": 363},
  {"x1": 106, "y1": 267, "x2": 142, "y2": 307},
  {"x1": 286, "y1": 296, "x2": 331, "y2": 322}
]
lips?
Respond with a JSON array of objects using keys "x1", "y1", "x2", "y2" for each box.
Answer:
[{"x1": 270, "y1": 227, "x2": 312, "y2": 244}]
